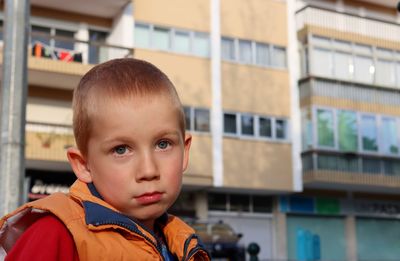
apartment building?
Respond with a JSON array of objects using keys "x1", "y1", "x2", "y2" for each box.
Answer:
[
  {"x1": 282, "y1": 0, "x2": 400, "y2": 260},
  {"x1": 0, "y1": 0, "x2": 299, "y2": 259}
]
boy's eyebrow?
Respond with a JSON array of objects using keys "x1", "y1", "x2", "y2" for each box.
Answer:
[{"x1": 101, "y1": 130, "x2": 181, "y2": 145}]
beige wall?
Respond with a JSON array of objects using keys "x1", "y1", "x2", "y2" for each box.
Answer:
[
  {"x1": 134, "y1": 0, "x2": 210, "y2": 32},
  {"x1": 221, "y1": 0, "x2": 287, "y2": 45},
  {"x1": 134, "y1": 49, "x2": 212, "y2": 107},
  {"x1": 222, "y1": 63, "x2": 290, "y2": 117},
  {"x1": 223, "y1": 139, "x2": 293, "y2": 191}
]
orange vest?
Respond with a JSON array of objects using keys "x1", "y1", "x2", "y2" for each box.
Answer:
[{"x1": 0, "y1": 181, "x2": 210, "y2": 261}]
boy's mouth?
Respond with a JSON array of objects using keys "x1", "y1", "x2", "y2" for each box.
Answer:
[{"x1": 135, "y1": 192, "x2": 163, "y2": 205}]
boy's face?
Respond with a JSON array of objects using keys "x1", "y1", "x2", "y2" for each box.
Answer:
[{"x1": 83, "y1": 93, "x2": 191, "y2": 229}]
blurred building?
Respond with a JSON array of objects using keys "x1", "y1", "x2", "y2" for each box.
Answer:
[{"x1": 0, "y1": 0, "x2": 399, "y2": 260}]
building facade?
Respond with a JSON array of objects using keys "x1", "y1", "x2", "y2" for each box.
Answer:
[{"x1": 1, "y1": 0, "x2": 399, "y2": 260}]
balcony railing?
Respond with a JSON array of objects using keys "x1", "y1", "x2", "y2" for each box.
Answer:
[
  {"x1": 302, "y1": 150, "x2": 400, "y2": 189},
  {"x1": 29, "y1": 31, "x2": 134, "y2": 65},
  {"x1": 296, "y1": 5, "x2": 400, "y2": 43},
  {"x1": 25, "y1": 122, "x2": 74, "y2": 162}
]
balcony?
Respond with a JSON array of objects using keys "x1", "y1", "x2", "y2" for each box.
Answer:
[
  {"x1": 0, "y1": 30, "x2": 134, "y2": 89},
  {"x1": 296, "y1": 5, "x2": 400, "y2": 43},
  {"x1": 31, "y1": 0, "x2": 131, "y2": 19},
  {"x1": 302, "y1": 150, "x2": 400, "y2": 193}
]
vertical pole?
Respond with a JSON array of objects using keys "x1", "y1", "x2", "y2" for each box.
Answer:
[{"x1": 0, "y1": 0, "x2": 30, "y2": 215}]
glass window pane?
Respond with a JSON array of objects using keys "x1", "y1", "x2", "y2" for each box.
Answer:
[
  {"x1": 153, "y1": 27, "x2": 170, "y2": 50},
  {"x1": 276, "y1": 119, "x2": 287, "y2": 139},
  {"x1": 376, "y1": 59, "x2": 396, "y2": 86},
  {"x1": 333, "y1": 40, "x2": 351, "y2": 51},
  {"x1": 194, "y1": 108, "x2": 210, "y2": 132},
  {"x1": 383, "y1": 160, "x2": 400, "y2": 176},
  {"x1": 54, "y1": 29, "x2": 75, "y2": 50},
  {"x1": 354, "y1": 44, "x2": 372, "y2": 55},
  {"x1": 193, "y1": 32, "x2": 209, "y2": 57},
  {"x1": 135, "y1": 24, "x2": 150, "y2": 48},
  {"x1": 338, "y1": 111, "x2": 357, "y2": 152},
  {"x1": 362, "y1": 157, "x2": 381, "y2": 174},
  {"x1": 238, "y1": 40, "x2": 252, "y2": 63},
  {"x1": 312, "y1": 48, "x2": 332, "y2": 77},
  {"x1": 89, "y1": 30, "x2": 108, "y2": 64},
  {"x1": 312, "y1": 35, "x2": 331, "y2": 47},
  {"x1": 173, "y1": 31, "x2": 190, "y2": 53},
  {"x1": 0, "y1": 21, "x2": 3, "y2": 41},
  {"x1": 256, "y1": 42, "x2": 269, "y2": 66},
  {"x1": 259, "y1": 117, "x2": 272, "y2": 138},
  {"x1": 241, "y1": 115, "x2": 254, "y2": 135},
  {"x1": 361, "y1": 115, "x2": 378, "y2": 152},
  {"x1": 224, "y1": 113, "x2": 237, "y2": 134},
  {"x1": 381, "y1": 118, "x2": 398, "y2": 154},
  {"x1": 208, "y1": 193, "x2": 227, "y2": 211},
  {"x1": 272, "y1": 46, "x2": 286, "y2": 68},
  {"x1": 376, "y1": 48, "x2": 393, "y2": 58},
  {"x1": 253, "y1": 196, "x2": 272, "y2": 213},
  {"x1": 337, "y1": 155, "x2": 359, "y2": 172},
  {"x1": 230, "y1": 194, "x2": 250, "y2": 212},
  {"x1": 31, "y1": 25, "x2": 51, "y2": 46},
  {"x1": 354, "y1": 56, "x2": 374, "y2": 84},
  {"x1": 397, "y1": 63, "x2": 400, "y2": 88},
  {"x1": 317, "y1": 109, "x2": 334, "y2": 147},
  {"x1": 317, "y1": 154, "x2": 338, "y2": 170},
  {"x1": 221, "y1": 37, "x2": 235, "y2": 60},
  {"x1": 334, "y1": 52, "x2": 352, "y2": 80},
  {"x1": 183, "y1": 107, "x2": 191, "y2": 131}
]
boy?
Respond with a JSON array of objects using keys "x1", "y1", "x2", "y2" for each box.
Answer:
[{"x1": 0, "y1": 58, "x2": 210, "y2": 261}]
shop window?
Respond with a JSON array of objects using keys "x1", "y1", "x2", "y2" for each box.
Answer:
[
  {"x1": 381, "y1": 118, "x2": 399, "y2": 155},
  {"x1": 173, "y1": 30, "x2": 190, "y2": 53},
  {"x1": 259, "y1": 117, "x2": 272, "y2": 138},
  {"x1": 253, "y1": 196, "x2": 272, "y2": 213},
  {"x1": 194, "y1": 108, "x2": 210, "y2": 132},
  {"x1": 193, "y1": 32, "x2": 209, "y2": 57},
  {"x1": 241, "y1": 114, "x2": 254, "y2": 136},
  {"x1": 152, "y1": 26, "x2": 170, "y2": 51},
  {"x1": 230, "y1": 194, "x2": 250, "y2": 212},
  {"x1": 338, "y1": 110, "x2": 357, "y2": 152},
  {"x1": 361, "y1": 115, "x2": 378, "y2": 152},
  {"x1": 224, "y1": 113, "x2": 237, "y2": 135},
  {"x1": 221, "y1": 37, "x2": 235, "y2": 60},
  {"x1": 317, "y1": 109, "x2": 334, "y2": 147},
  {"x1": 208, "y1": 193, "x2": 227, "y2": 211},
  {"x1": 135, "y1": 23, "x2": 150, "y2": 48},
  {"x1": 238, "y1": 39, "x2": 252, "y2": 63}
]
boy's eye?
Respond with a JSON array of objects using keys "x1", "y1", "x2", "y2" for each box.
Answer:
[
  {"x1": 114, "y1": 145, "x2": 128, "y2": 155},
  {"x1": 157, "y1": 140, "x2": 170, "y2": 150}
]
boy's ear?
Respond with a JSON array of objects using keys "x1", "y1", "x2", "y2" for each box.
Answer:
[
  {"x1": 66, "y1": 147, "x2": 93, "y2": 183},
  {"x1": 182, "y1": 133, "x2": 192, "y2": 172}
]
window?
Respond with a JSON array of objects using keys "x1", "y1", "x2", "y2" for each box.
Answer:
[
  {"x1": 230, "y1": 194, "x2": 250, "y2": 212},
  {"x1": 362, "y1": 157, "x2": 381, "y2": 174},
  {"x1": 256, "y1": 42, "x2": 269, "y2": 66},
  {"x1": 334, "y1": 52, "x2": 352, "y2": 80},
  {"x1": 272, "y1": 46, "x2": 286, "y2": 68},
  {"x1": 193, "y1": 32, "x2": 209, "y2": 57},
  {"x1": 354, "y1": 56, "x2": 373, "y2": 84},
  {"x1": 31, "y1": 25, "x2": 51, "y2": 46},
  {"x1": 381, "y1": 118, "x2": 398, "y2": 154},
  {"x1": 241, "y1": 114, "x2": 254, "y2": 135},
  {"x1": 376, "y1": 59, "x2": 396, "y2": 86},
  {"x1": 152, "y1": 27, "x2": 170, "y2": 50},
  {"x1": 89, "y1": 30, "x2": 108, "y2": 64},
  {"x1": 134, "y1": 24, "x2": 150, "y2": 48},
  {"x1": 361, "y1": 115, "x2": 378, "y2": 152},
  {"x1": 238, "y1": 40, "x2": 252, "y2": 63},
  {"x1": 208, "y1": 193, "x2": 227, "y2": 211},
  {"x1": 183, "y1": 107, "x2": 191, "y2": 131},
  {"x1": 338, "y1": 110, "x2": 357, "y2": 152},
  {"x1": 317, "y1": 109, "x2": 334, "y2": 147},
  {"x1": 383, "y1": 160, "x2": 400, "y2": 176},
  {"x1": 224, "y1": 113, "x2": 237, "y2": 134},
  {"x1": 259, "y1": 117, "x2": 272, "y2": 138},
  {"x1": 397, "y1": 62, "x2": 400, "y2": 88},
  {"x1": 173, "y1": 31, "x2": 190, "y2": 53},
  {"x1": 312, "y1": 48, "x2": 333, "y2": 77},
  {"x1": 221, "y1": 37, "x2": 235, "y2": 60},
  {"x1": 276, "y1": 119, "x2": 287, "y2": 139},
  {"x1": 55, "y1": 29, "x2": 75, "y2": 50},
  {"x1": 194, "y1": 108, "x2": 210, "y2": 132},
  {"x1": 253, "y1": 196, "x2": 273, "y2": 213}
]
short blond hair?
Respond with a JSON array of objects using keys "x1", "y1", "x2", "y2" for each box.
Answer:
[{"x1": 72, "y1": 58, "x2": 185, "y2": 156}]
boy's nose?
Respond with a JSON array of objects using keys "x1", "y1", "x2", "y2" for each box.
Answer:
[{"x1": 136, "y1": 152, "x2": 160, "y2": 181}]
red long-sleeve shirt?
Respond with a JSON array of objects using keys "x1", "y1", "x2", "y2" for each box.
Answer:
[{"x1": 5, "y1": 215, "x2": 79, "y2": 261}]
